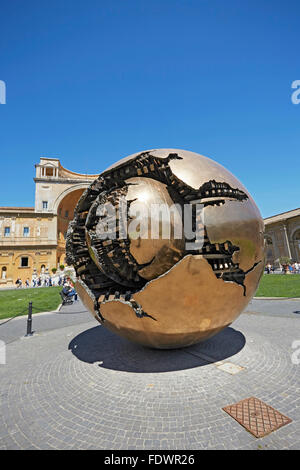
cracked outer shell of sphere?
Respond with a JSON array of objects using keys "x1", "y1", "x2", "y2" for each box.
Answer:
[{"x1": 67, "y1": 148, "x2": 265, "y2": 349}]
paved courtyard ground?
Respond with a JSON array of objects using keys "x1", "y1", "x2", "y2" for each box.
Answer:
[{"x1": 0, "y1": 298, "x2": 299, "y2": 450}]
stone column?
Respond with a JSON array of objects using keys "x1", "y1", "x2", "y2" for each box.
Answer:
[
  {"x1": 270, "y1": 232, "x2": 280, "y2": 262},
  {"x1": 283, "y1": 223, "x2": 292, "y2": 259}
]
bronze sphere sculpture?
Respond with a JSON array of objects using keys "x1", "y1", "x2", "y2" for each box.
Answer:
[{"x1": 66, "y1": 149, "x2": 264, "y2": 349}]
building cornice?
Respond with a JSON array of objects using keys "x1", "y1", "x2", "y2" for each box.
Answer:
[
  {"x1": 34, "y1": 177, "x2": 95, "y2": 184},
  {"x1": 0, "y1": 209, "x2": 55, "y2": 218},
  {"x1": 0, "y1": 243, "x2": 57, "y2": 248},
  {"x1": 264, "y1": 208, "x2": 300, "y2": 225}
]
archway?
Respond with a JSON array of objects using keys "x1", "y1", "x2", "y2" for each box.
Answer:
[
  {"x1": 56, "y1": 188, "x2": 86, "y2": 266},
  {"x1": 265, "y1": 236, "x2": 275, "y2": 264},
  {"x1": 292, "y1": 229, "x2": 300, "y2": 262},
  {"x1": 1, "y1": 267, "x2": 7, "y2": 280}
]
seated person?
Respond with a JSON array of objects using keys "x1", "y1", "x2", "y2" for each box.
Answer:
[{"x1": 62, "y1": 279, "x2": 78, "y2": 301}]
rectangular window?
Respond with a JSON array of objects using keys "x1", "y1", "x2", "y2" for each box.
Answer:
[
  {"x1": 65, "y1": 210, "x2": 69, "y2": 218},
  {"x1": 42, "y1": 201, "x2": 48, "y2": 209},
  {"x1": 45, "y1": 167, "x2": 54, "y2": 177},
  {"x1": 4, "y1": 227, "x2": 10, "y2": 237},
  {"x1": 23, "y1": 227, "x2": 29, "y2": 237},
  {"x1": 21, "y1": 257, "x2": 29, "y2": 267}
]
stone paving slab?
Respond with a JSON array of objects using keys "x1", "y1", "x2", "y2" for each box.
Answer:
[
  {"x1": 0, "y1": 301, "x2": 299, "y2": 450},
  {"x1": 245, "y1": 299, "x2": 300, "y2": 318}
]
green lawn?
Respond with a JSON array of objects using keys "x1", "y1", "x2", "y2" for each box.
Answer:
[
  {"x1": 0, "y1": 274, "x2": 298, "y2": 320},
  {"x1": 0, "y1": 286, "x2": 62, "y2": 320},
  {"x1": 256, "y1": 274, "x2": 300, "y2": 298}
]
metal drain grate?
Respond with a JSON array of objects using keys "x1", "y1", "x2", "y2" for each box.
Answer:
[{"x1": 223, "y1": 397, "x2": 292, "y2": 438}]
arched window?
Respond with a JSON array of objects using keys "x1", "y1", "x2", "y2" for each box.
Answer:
[
  {"x1": 294, "y1": 230, "x2": 300, "y2": 240},
  {"x1": 1, "y1": 267, "x2": 7, "y2": 279},
  {"x1": 292, "y1": 229, "x2": 300, "y2": 262}
]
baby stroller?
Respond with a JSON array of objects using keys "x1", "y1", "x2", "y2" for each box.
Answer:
[{"x1": 60, "y1": 286, "x2": 75, "y2": 305}]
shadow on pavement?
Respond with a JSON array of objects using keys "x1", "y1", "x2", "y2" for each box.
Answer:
[{"x1": 68, "y1": 325, "x2": 246, "y2": 373}]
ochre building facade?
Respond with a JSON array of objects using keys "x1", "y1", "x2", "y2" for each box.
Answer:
[
  {"x1": 0, "y1": 157, "x2": 299, "y2": 287},
  {"x1": 264, "y1": 208, "x2": 300, "y2": 266},
  {"x1": 0, "y1": 158, "x2": 97, "y2": 288}
]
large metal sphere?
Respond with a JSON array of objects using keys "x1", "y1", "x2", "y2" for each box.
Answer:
[{"x1": 66, "y1": 149, "x2": 264, "y2": 349}]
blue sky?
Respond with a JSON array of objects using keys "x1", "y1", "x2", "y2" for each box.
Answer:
[{"x1": 0, "y1": 0, "x2": 299, "y2": 217}]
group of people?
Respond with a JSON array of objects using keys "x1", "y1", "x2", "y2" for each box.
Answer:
[
  {"x1": 15, "y1": 278, "x2": 32, "y2": 288},
  {"x1": 284, "y1": 262, "x2": 300, "y2": 274},
  {"x1": 265, "y1": 262, "x2": 300, "y2": 274},
  {"x1": 265, "y1": 264, "x2": 275, "y2": 274},
  {"x1": 33, "y1": 276, "x2": 53, "y2": 287},
  {"x1": 15, "y1": 275, "x2": 78, "y2": 302},
  {"x1": 15, "y1": 275, "x2": 69, "y2": 288}
]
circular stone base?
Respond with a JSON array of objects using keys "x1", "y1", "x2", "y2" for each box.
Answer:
[{"x1": 1, "y1": 311, "x2": 298, "y2": 450}]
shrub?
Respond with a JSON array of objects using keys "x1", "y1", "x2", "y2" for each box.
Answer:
[{"x1": 279, "y1": 256, "x2": 291, "y2": 266}]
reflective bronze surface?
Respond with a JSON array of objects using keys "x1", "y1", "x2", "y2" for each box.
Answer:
[{"x1": 66, "y1": 149, "x2": 265, "y2": 349}]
